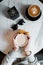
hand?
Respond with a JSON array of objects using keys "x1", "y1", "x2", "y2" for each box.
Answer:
[
  {"x1": 23, "y1": 34, "x2": 30, "y2": 56},
  {"x1": 13, "y1": 31, "x2": 30, "y2": 52},
  {"x1": 4, "y1": 29, "x2": 30, "y2": 55},
  {"x1": 4, "y1": 29, "x2": 19, "y2": 54}
]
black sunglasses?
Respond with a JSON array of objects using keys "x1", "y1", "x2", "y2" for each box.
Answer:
[{"x1": 11, "y1": 19, "x2": 25, "y2": 30}]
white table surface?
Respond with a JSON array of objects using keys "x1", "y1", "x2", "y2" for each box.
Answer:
[{"x1": 0, "y1": 0, "x2": 43, "y2": 55}]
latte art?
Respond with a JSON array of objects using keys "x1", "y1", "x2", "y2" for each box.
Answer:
[
  {"x1": 32, "y1": 7, "x2": 37, "y2": 14},
  {"x1": 28, "y1": 5, "x2": 40, "y2": 17}
]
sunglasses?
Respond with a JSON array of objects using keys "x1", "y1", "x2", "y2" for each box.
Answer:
[{"x1": 11, "y1": 19, "x2": 25, "y2": 30}]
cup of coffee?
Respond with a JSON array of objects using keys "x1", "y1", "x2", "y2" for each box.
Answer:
[{"x1": 25, "y1": 5, "x2": 41, "y2": 21}]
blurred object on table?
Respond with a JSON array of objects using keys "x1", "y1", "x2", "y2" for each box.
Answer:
[
  {"x1": 0, "y1": 51, "x2": 6, "y2": 64},
  {"x1": 39, "y1": 0, "x2": 43, "y2": 3},
  {"x1": 35, "y1": 49, "x2": 43, "y2": 61},
  {"x1": 7, "y1": 6, "x2": 19, "y2": 20},
  {"x1": 0, "y1": 0, "x2": 3, "y2": 2}
]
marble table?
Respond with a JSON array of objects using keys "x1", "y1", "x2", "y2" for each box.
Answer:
[{"x1": 0, "y1": 0, "x2": 43, "y2": 55}]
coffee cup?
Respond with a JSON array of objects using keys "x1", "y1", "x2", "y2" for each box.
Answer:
[{"x1": 25, "y1": 5, "x2": 41, "y2": 21}]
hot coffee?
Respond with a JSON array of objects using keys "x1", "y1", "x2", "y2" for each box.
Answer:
[
  {"x1": 25, "y1": 5, "x2": 41, "y2": 21},
  {"x1": 28, "y1": 5, "x2": 40, "y2": 17}
]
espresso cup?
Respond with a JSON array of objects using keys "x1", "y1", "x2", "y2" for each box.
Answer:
[{"x1": 25, "y1": 5, "x2": 41, "y2": 21}]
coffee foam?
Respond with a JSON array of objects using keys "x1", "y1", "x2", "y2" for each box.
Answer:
[
  {"x1": 28, "y1": 5, "x2": 40, "y2": 17},
  {"x1": 14, "y1": 34, "x2": 28, "y2": 47}
]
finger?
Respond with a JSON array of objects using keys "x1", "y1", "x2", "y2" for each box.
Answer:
[
  {"x1": 24, "y1": 50, "x2": 31, "y2": 56},
  {"x1": 27, "y1": 34, "x2": 30, "y2": 40},
  {"x1": 13, "y1": 38, "x2": 19, "y2": 51}
]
